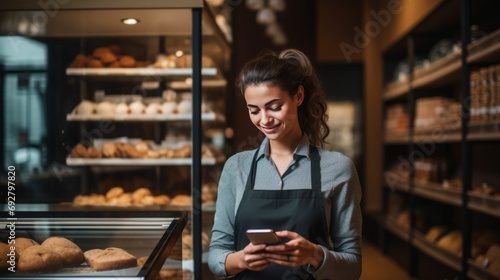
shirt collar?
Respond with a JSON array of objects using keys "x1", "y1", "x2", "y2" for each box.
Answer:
[{"x1": 256, "y1": 134, "x2": 311, "y2": 161}]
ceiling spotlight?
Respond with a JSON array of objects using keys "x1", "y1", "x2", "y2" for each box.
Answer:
[
  {"x1": 175, "y1": 50, "x2": 184, "y2": 57},
  {"x1": 121, "y1": 18, "x2": 139, "y2": 25}
]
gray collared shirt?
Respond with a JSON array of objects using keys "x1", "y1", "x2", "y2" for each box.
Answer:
[{"x1": 208, "y1": 135, "x2": 362, "y2": 280}]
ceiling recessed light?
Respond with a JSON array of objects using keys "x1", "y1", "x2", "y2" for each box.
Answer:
[{"x1": 121, "y1": 18, "x2": 139, "y2": 25}]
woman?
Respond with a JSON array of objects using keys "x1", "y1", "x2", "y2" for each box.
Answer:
[{"x1": 208, "y1": 49, "x2": 362, "y2": 280}]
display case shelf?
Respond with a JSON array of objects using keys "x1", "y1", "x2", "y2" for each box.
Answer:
[
  {"x1": 412, "y1": 51, "x2": 462, "y2": 90},
  {"x1": 66, "y1": 67, "x2": 218, "y2": 77},
  {"x1": 467, "y1": 259, "x2": 500, "y2": 280},
  {"x1": 468, "y1": 28, "x2": 500, "y2": 64},
  {"x1": 384, "y1": 131, "x2": 410, "y2": 144},
  {"x1": 384, "y1": 217, "x2": 410, "y2": 242},
  {"x1": 382, "y1": 81, "x2": 410, "y2": 101},
  {"x1": 413, "y1": 181, "x2": 462, "y2": 207},
  {"x1": 66, "y1": 112, "x2": 221, "y2": 122},
  {"x1": 413, "y1": 129, "x2": 462, "y2": 143},
  {"x1": 168, "y1": 79, "x2": 227, "y2": 90},
  {"x1": 412, "y1": 230, "x2": 462, "y2": 272},
  {"x1": 66, "y1": 156, "x2": 225, "y2": 166},
  {"x1": 468, "y1": 121, "x2": 500, "y2": 141},
  {"x1": 467, "y1": 191, "x2": 500, "y2": 218}
]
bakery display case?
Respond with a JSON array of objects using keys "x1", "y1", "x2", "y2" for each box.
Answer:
[
  {"x1": 0, "y1": 211, "x2": 186, "y2": 279},
  {"x1": 0, "y1": 1, "x2": 231, "y2": 279}
]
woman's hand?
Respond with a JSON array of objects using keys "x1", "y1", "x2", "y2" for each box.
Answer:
[
  {"x1": 225, "y1": 243, "x2": 271, "y2": 275},
  {"x1": 261, "y1": 230, "x2": 325, "y2": 268}
]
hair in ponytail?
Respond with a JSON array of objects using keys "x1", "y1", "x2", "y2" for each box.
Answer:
[{"x1": 237, "y1": 49, "x2": 329, "y2": 147}]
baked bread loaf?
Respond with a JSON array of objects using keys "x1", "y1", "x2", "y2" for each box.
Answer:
[
  {"x1": 41, "y1": 237, "x2": 84, "y2": 267},
  {"x1": 0, "y1": 242, "x2": 12, "y2": 271},
  {"x1": 84, "y1": 247, "x2": 137, "y2": 271},
  {"x1": 171, "y1": 195, "x2": 191, "y2": 206},
  {"x1": 106, "y1": 187, "x2": 124, "y2": 200},
  {"x1": 154, "y1": 195, "x2": 170, "y2": 205},
  {"x1": 437, "y1": 230, "x2": 462, "y2": 255},
  {"x1": 15, "y1": 238, "x2": 39, "y2": 255},
  {"x1": 425, "y1": 226, "x2": 448, "y2": 242},
  {"x1": 18, "y1": 245, "x2": 64, "y2": 272},
  {"x1": 137, "y1": 256, "x2": 148, "y2": 266},
  {"x1": 69, "y1": 54, "x2": 87, "y2": 68},
  {"x1": 132, "y1": 188, "x2": 152, "y2": 204},
  {"x1": 119, "y1": 56, "x2": 136, "y2": 67},
  {"x1": 102, "y1": 143, "x2": 118, "y2": 158}
]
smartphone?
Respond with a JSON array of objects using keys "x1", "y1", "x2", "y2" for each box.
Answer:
[{"x1": 245, "y1": 229, "x2": 283, "y2": 245}]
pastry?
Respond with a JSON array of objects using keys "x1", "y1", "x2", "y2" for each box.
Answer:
[
  {"x1": 154, "y1": 55, "x2": 177, "y2": 68},
  {"x1": 176, "y1": 99, "x2": 192, "y2": 114},
  {"x1": 96, "y1": 101, "x2": 116, "y2": 118},
  {"x1": 100, "y1": 51, "x2": 117, "y2": 65},
  {"x1": 15, "y1": 238, "x2": 40, "y2": 255},
  {"x1": 88, "y1": 194, "x2": 106, "y2": 205},
  {"x1": 137, "y1": 256, "x2": 148, "y2": 267},
  {"x1": 174, "y1": 145, "x2": 192, "y2": 158},
  {"x1": 41, "y1": 237, "x2": 84, "y2": 267},
  {"x1": 71, "y1": 144, "x2": 87, "y2": 158},
  {"x1": 86, "y1": 147, "x2": 102, "y2": 158},
  {"x1": 147, "y1": 150, "x2": 161, "y2": 159},
  {"x1": 437, "y1": 230, "x2": 462, "y2": 255},
  {"x1": 102, "y1": 143, "x2": 118, "y2": 158},
  {"x1": 115, "y1": 103, "x2": 129, "y2": 117},
  {"x1": 140, "y1": 195, "x2": 155, "y2": 206},
  {"x1": 132, "y1": 188, "x2": 152, "y2": 204},
  {"x1": 154, "y1": 195, "x2": 170, "y2": 205},
  {"x1": 171, "y1": 195, "x2": 191, "y2": 206},
  {"x1": 107, "y1": 45, "x2": 121, "y2": 55},
  {"x1": 69, "y1": 54, "x2": 87, "y2": 68},
  {"x1": 119, "y1": 56, "x2": 136, "y2": 68},
  {"x1": 129, "y1": 101, "x2": 145, "y2": 115},
  {"x1": 84, "y1": 247, "x2": 137, "y2": 271},
  {"x1": 159, "y1": 147, "x2": 175, "y2": 158},
  {"x1": 135, "y1": 61, "x2": 151, "y2": 68},
  {"x1": 487, "y1": 244, "x2": 500, "y2": 262},
  {"x1": 425, "y1": 226, "x2": 448, "y2": 242},
  {"x1": 106, "y1": 187, "x2": 124, "y2": 200},
  {"x1": 73, "y1": 195, "x2": 89, "y2": 205},
  {"x1": 134, "y1": 141, "x2": 150, "y2": 153},
  {"x1": 0, "y1": 242, "x2": 12, "y2": 271},
  {"x1": 86, "y1": 58, "x2": 104, "y2": 68},
  {"x1": 116, "y1": 143, "x2": 145, "y2": 158},
  {"x1": 18, "y1": 245, "x2": 64, "y2": 272},
  {"x1": 107, "y1": 61, "x2": 121, "y2": 68},
  {"x1": 74, "y1": 100, "x2": 96, "y2": 115},
  {"x1": 117, "y1": 193, "x2": 132, "y2": 206},
  {"x1": 145, "y1": 103, "x2": 161, "y2": 115},
  {"x1": 93, "y1": 47, "x2": 111, "y2": 59},
  {"x1": 161, "y1": 102, "x2": 177, "y2": 114}
]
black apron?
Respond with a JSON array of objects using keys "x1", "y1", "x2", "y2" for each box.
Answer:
[{"x1": 234, "y1": 146, "x2": 332, "y2": 280}]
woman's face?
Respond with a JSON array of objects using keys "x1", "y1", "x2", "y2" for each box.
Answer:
[{"x1": 244, "y1": 84, "x2": 303, "y2": 142}]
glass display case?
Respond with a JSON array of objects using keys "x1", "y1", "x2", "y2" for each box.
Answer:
[
  {"x1": 0, "y1": 1, "x2": 231, "y2": 279},
  {"x1": 0, "y1": 211, "x2": 186, "y2": 279}
]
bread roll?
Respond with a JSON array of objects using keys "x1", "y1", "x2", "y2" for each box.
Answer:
[
  {"x1": 106, "y1": 187, "x2": 124, "y2": 200},
  {"x1": 137, "y1": 256, "x2": 148, "y2": 266},
  {"x1": 14, "y1": 238, "x2": 39, "y2": 255},
  {"x1": 154, "y1": 195, "x2": 170, "y2": 205},
  {"x1": 102, "y1": 143, "x2": 118, "y2": 158},
  {"x1": 437, "y1": 230, "x2": 462, "y2": 255},
  {"x1": 119, "y1": 56, "x2": 136, "y2": 67},
  {"x1": 426, "y1": 226, "x2": 448, "y2": 242},
  {"x1": 71, "y1": 144, "x2": 87, "y2": 158},
  {"x1": 171, "y1": 195, "x2": 191, "y2": 206},
  {"x1": 84, "y1": 247, "x2": 137, "y2": 271},
  {"x1": 132, "y1": 188, "x2": 152, "y2": 204},
  {"x1": 18, "y1": 245, "x2": 64, "y2": 272},
  {"x1": 41, "y1": 237, "x2": 84, "y2": 267}
]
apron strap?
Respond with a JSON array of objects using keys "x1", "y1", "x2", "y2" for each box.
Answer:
[
  {"x1": 244, "y1": 148, "x2": 260, "y2": 191},
  {"x1": 309, "y1": 146, "x2": 322, "y2": 192}
]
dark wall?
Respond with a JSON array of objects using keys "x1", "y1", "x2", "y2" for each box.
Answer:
[{"x1": 227, "y1": 1, "x2": 317, "y2": 153}]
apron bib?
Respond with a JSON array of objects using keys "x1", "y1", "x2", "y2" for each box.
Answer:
[{"x1": 234, "y1": 146, "x2": 332, "y2": 280}]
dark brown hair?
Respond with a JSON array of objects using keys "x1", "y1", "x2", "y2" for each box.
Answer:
[{"x1": 237, "y1": 49, "x2": 329, "y2": 147}]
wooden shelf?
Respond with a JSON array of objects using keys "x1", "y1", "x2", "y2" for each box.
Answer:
[
  {"x1": 412, "y1": 51, "x2": 462, "y2": 89},
  {"x1": 382, "y1": 81, "x2": 409, "y2": 101},
  {"x1": 412, "y1": 231, "x2": 462, "y2": 272},
  {"x1": 412, "y1": 181, "x2": 462, "y2": 207},
  {"x1": 384, "y1": 217, "x2": 410, "y2": 242},
  {"x1": 66, "y1": 156, "x2": 225, "y2": 166},
  {"x1": 413, "y1": 128, "x2": 462, "y2": 143},
  {"x1": 384, "y1": 131, "x2": 410, "y2": 144},
  {"x1": 468, "y1": 121, "x2": 500, "y2": 141},
  {"x1": 468, "y1": 191, "x2": 500, "y2": 218},
  {"x1": 468, "y1": 28, "x2": 500, "y2": 64},
  {"x1": 467, "y1": 259, "x2": 500, "y2": 280},
  {"x1": 66, "y1": 112, "x2": 220, "y2": 122}
]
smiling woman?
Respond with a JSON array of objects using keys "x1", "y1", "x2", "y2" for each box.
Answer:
[{"x1": 208, "y1": 49, "x2": 362, "y2": 280}]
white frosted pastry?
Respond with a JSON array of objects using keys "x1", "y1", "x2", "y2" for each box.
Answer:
[
  {"x1": 95, "y1": 101, "x2": 116, "y2": 118},
  {"x1": 145, "y1": 103, "x2": 161, "y2": 115},
  {"x1": 129, "y1": 101, "x2": 145, "y2": 115},
  {"x1": 161, "y1": 102, "x2": 177, "y2": 114},
  {"x1": 75, "y1": 100, "x2": 96, "y2": 115},
  {"x1": 115, "y1": 103, "x2": 129, "y2": 116},
  {"x1": 176, "y1": 100, "x2": 192, "y2": 114}
]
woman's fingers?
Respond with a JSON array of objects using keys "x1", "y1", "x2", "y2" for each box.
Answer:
[{"x1": 275, "y1": 230, "x2": 301, "y2": 239}]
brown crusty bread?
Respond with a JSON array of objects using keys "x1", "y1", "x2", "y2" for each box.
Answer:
[
  {"x1": 41, "y1": 237, "x2": 84, "y2": 267},
  {"x1": 84, "y1": 247, "x2": 137, "y2": 271},
  {"x1": 18, "y1": 245, "x2": 64, "y2": 272}
]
